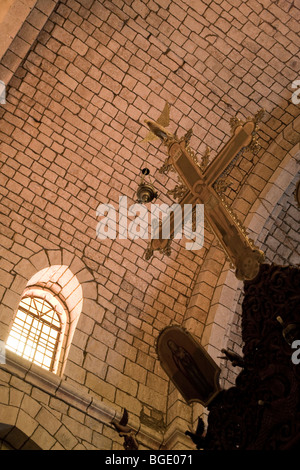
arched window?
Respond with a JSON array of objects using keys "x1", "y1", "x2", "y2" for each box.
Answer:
[
  {"x1": 5, "y1": 263, "x2": 84, "y2": 376},
  {"x1": 6, "y1": 288, "x2": 67, "y2": 373}
]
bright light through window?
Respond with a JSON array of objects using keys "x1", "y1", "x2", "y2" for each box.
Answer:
[{"x1": 6, "y1": 296, "x2": 61, "y2": 371}]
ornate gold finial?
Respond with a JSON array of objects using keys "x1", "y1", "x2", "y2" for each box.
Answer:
[
  {"x1": 249, "y1": 108, "x2": 265, "y2": 155},
  {"x1": 229, "y1": 116, "x2": 242, "y2": 133},
  {"x1": 167, "y1": 183, "x2": 188, "y2": 201},
  {"x1": 214, "y1": 176, "x2": 232, "y2": 194},
  {"x1": 253, "y1": 108, "x2": 265, "y2": 124},
  {"x1": 179, "y1": 128, "x2": 193, "y2": 146},
  {"x1": 229, "y1": 108, "x2": 265, "y2": 135},
  {"x1": 200, "y1": 146, "x2": 210, "y2": 170},
  {"x1": 229, "y1": 108, "x2": 264, "y2": 155},
  {"x1": 158, "y1": 161, "x2": 174, "y2": 175},
  {"x1": 141, "y1": 102, "x2": 172, "y2": 144}
]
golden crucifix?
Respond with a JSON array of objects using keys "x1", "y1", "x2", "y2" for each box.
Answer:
[{"x1": 142, "y1": 103, "x2": 265, "y2": 281}]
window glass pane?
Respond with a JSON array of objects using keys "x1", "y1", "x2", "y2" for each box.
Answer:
[{"x1": 6, "y1": 295, "x2": 62, "y2": 372}]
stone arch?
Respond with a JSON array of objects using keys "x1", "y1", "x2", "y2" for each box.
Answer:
[
  {"x1": 166, "y1": 119, "x2": 300, "y2": 388},
  {"x1": 180, "y1": 117, "x2": 300, "y2": 361},
  {"x1": 172, "y1": 118, "x2": 300, "y2": 432},
  {"x1": 0, "y1": 390, "x2": 43, "y2": 450},
  {"x1": 200, "y1": 124, "x2": 300, "y2": 369},
  {"x1": 0, "y1": 423, "x2": 42, "y2": 450},
  {"x1": 0, "y1": 387, "x2": 83, "y2": 450},
  {"x1": 245, "y1": 144, "x2": 300, "y2": 247},
  {"x1": 1, "y1": 248, "x2": 99, "y2": 377}
]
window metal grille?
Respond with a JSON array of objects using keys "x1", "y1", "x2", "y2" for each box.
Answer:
[{"x1": 6, "y1": 296, "x2": 62, "y2": 371}]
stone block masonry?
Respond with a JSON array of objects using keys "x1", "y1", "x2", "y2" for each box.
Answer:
[{"x1": 0, "y1": 0, "x2": 300, "y2": 450}]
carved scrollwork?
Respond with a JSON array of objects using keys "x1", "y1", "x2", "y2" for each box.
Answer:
[
  {"x1": 167, "y1": 183, "x2": 188, "y2": 201},
  {"x1": 203, "y1": 264, "x2": 300, "y2": 450},
  {"x1": 200, "y1": 146, "x2": 210, "y2": 170},
  {"x1": 213, "y1": 176, "x2": 232, "y2": 195}
]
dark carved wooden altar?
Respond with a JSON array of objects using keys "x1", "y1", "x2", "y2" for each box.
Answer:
[{"x1": 203, "y1": 263, "x2": 300, "y2": 450}]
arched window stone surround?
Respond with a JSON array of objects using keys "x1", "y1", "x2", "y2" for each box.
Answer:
[
  {"x1": 1, "y1": 248, "x2": 100, "y2": 378},
  {"x1": 201, "y1": 140, "x2": 300, "y2": 364}
]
